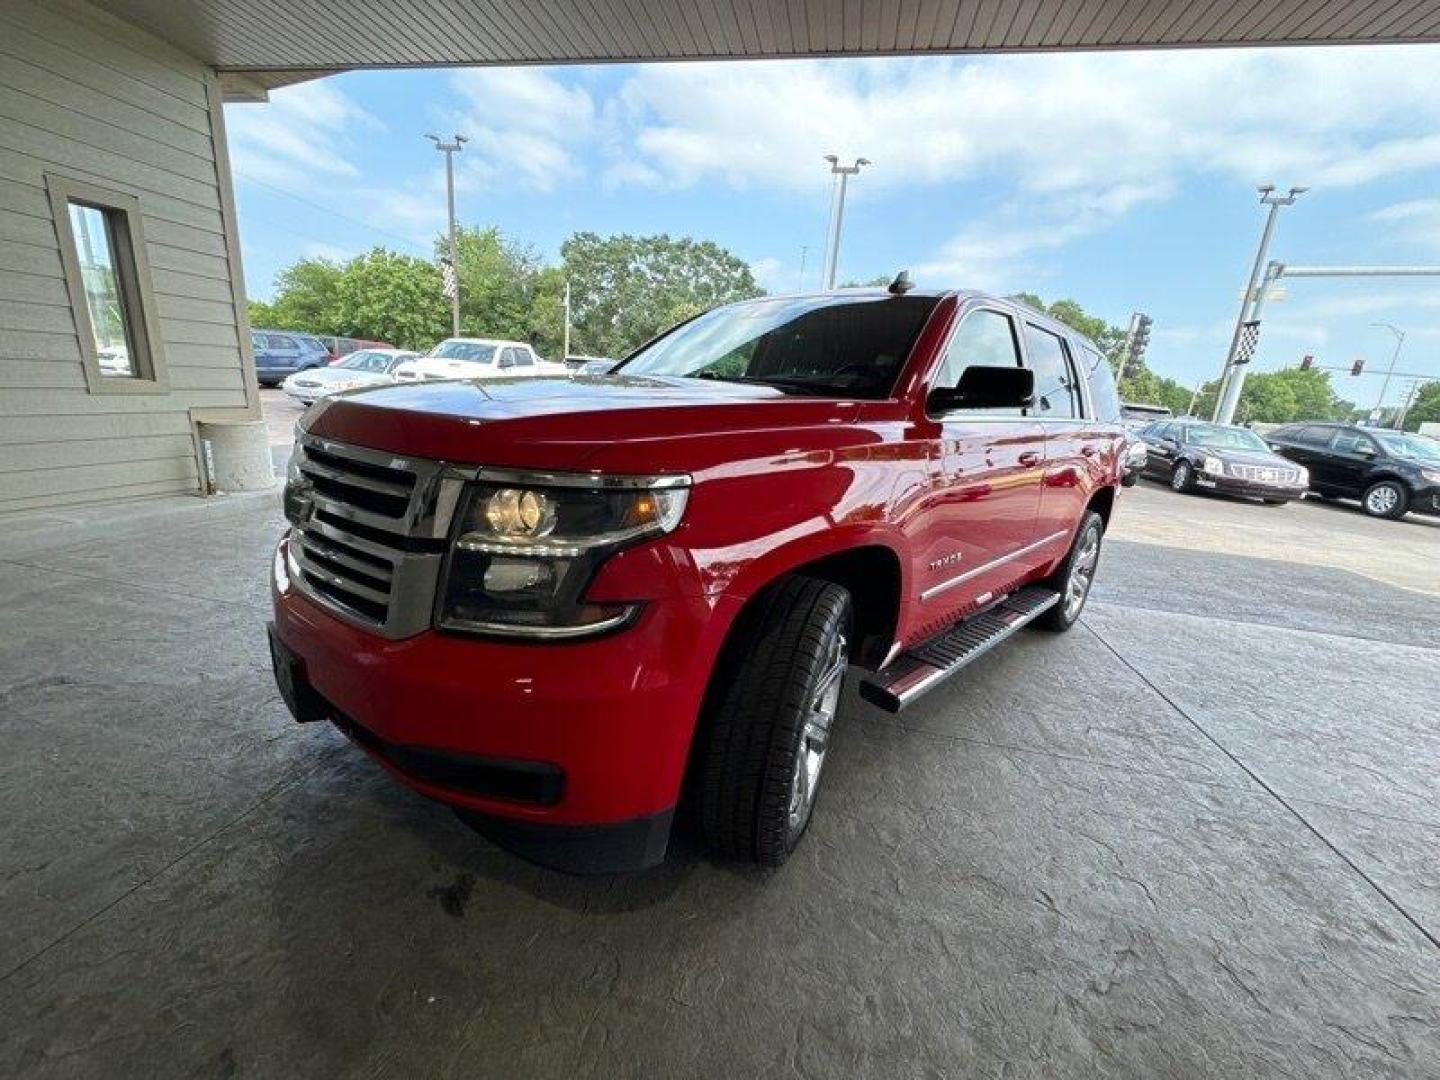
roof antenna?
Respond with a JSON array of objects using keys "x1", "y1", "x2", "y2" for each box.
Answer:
[{"x1": 888, "y1": 270, "x2": 914, "y2": 295}]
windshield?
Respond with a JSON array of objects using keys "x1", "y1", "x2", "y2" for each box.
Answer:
[
  {"x1": 1184, "y1": 425, "x2": 1270, "y2": 451},
  {"x1": 1372, "y1": 430, "x2": 1440, "y2": 461},
  {"x1": 429, "y1": 341, "x2": 497, "y2": 363},
  {"x1": 616, "y1": 294, "x2": 941, "y2": 398},
  {"x1": 338, "y1": 350, "x2": 396, "y2": 373}
]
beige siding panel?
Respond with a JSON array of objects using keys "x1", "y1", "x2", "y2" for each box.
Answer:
[
  {"x1": 2, "y1": 2, "x2": 208, "y2": 106},
  {"x1": 0, "y1": 176, "x2": 52, "y2": 222},
  {"x1": 0, "y1": 15, "x2": 210, "y2": 133},
  {"x1": 0, "y1": 239, "x2": 64, "y2": 279},
  {"x1": 0, "y1": 84, "x2": 217, "y2": 187},
  {"x1": 0, "y1": 359, "x2": 88, "y2": 389},
  {"x1": 145, "y1": 245, "x2": 231, "y2": 282},
  {"x1": 0, "y1": 477, "x2": 200, "y2": 513},
  {"x1": 144, "y1": 221, "x2": 229, "y2": 258},
  {"x1": 1, "y1": 388, "x2": 242, "y2": 414},
  {"x1": 160, "y1": 318, "x2": 241, "y2": 348},
  {"x1": 165, "y1": 343, "x2": 249, "y2": 369},
  {"x1": 155, "y1": 294, "x2": 237, "y2": 327},
  {"x1": 0, "y1": 269, "x2": 68, "y2": 306},
  {"x1": 0, "y1": 433, "x2": 197, "y2": 472},
  {"x1": 0, "y1": 207, "x2": 56, "y2": 248},
  {"x1": 0, "y1": 299, "x2": 76, "y2": 335},
  {"x1": 168, "y1": 365, "x2": 245, "y2": 391},
  {"x1": 0, "y1": 328, "x2": 82, "y2": 362},
  {"x1": 0, "y1": 409, "x2": 192, "y2": 444},
  {"x1": 0, "y1": 455, "x2": 198, "y2": 500},
  {"x1": 0, "y1": 54, "x2": 215, "y2": 159},
  {"x1": 150, "y1": 268, "x2": 234, "y2": 304},
  {"x1": 0, "y1": 148, "x2": 226, "y2": 235},
  {"x1": 0, "y1": 115, "x2": 221, "y2": 210}
]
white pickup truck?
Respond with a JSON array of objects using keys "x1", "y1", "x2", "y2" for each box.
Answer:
[{"x1": 393, "y1": 338, "x2": 567, "y2": 382}]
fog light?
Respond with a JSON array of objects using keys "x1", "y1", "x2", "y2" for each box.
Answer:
[{"x1": 484, "y1": 558, "x2": 555, "y2": 593}]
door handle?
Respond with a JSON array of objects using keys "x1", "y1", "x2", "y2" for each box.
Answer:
[
  {"x1": 1080, "y1": 445, "x2": 1098, "y2": 458},
  {"x1": 1018, "y1": 451, "x2": 1042, "y2": 466}
]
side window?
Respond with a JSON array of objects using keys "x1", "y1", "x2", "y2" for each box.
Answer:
[
  {"x1": 1296, "y1": 425, "x2": 1333, "y2": 448},
  {"x1": 251, "y1": 332, "x2": 268, "y2": 352},
  {"x1": 47, "y1": 175, "x2": 167, "y2": 393},
  {"x1": 1332, "y1": 430, "x2": 1375, "y2": 455},
  {"x1": 935, "y1": 308, "x2": 1021, "y2": 392},
  {"x1": 511, "y1": 348, "x2": 535, "y2": 368},
  {"x1": 1023, "y1": 324, "x2": 1080, "y2": 418},
  {"x1": 1079, "y1": 344, "x2": 1121, "y2": 422},
  {"x1": 267, "y1": 334, "x2": 298, "y2": 352}
]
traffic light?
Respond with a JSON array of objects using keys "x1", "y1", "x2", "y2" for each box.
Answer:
[
  {"x1": 1351, "y1": 358, "x2": 1365, "y2": 376},
  {"x1": 1300, "y1": 354, "x2": 1313, "y2": 371}
]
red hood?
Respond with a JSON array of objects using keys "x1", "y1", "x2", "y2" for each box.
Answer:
[{"x1": 302, "y1": 374, "x2": 879, "y2": 475}]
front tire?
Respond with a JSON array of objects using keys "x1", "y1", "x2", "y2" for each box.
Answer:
[
  {"x1": 1362, "y1": 480, "x2": 1409, "y2": 519},
  {"x1": 1034, "y1": 510, "x2": 1105, "y2": 632},
  {"x1": 1170, "y1": 461, "x2": 1194, "y2": 493},
  {"x1": 695, "y1": 576, "x2": 851, "y2": 866}
]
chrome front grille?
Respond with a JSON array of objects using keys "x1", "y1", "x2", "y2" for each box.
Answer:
[
  {"x1": 1226, "y1": 462, "x2": 1299, "y2": 483},
  {"x1": 287, "y1": 437, "x2": 463, "y2": 638}
]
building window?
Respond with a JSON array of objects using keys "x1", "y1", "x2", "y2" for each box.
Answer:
[{"x1": 46, "y1": 175, "x2": 168, "y2": 394}]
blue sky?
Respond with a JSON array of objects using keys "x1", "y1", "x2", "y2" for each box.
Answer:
[{"x1": 225, "y1": 46, "x2": 1440, "y2": 407}]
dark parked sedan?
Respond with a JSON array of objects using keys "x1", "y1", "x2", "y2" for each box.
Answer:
[
  {"x1": 1138, "y1": 420, "x2": 1308, "y2": 504},
  {"x1": 1266, "y1": 422, "x2": 1440, "y2": 519}
]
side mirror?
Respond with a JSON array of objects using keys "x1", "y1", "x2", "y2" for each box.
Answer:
[{"x1": 928, "y1": 366, "x2": 1035, "y2": 413}]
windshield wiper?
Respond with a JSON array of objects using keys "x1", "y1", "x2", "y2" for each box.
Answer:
[{"x1": 691, "y1": 372, "x2": 834, "y2": 396}]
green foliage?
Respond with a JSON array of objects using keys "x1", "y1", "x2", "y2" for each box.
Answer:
[
  {"x1": 330, "y1": 249, "x2": 449, "y2": 350},
  {"x1": 1009, "y1": 292, "x2": 1128, "y2": 364},
  {"x1": 838, "y1": 276, "x2": 892, "y2": 288},
  {"x1": 1229, "y1": 367, "x2": 1355, "y2": 424},
  {"x1": 562, "y1": 232, "x2": 763, "y2": 358},
  {"x1": 263, "y1": 258, "x2": 345, "y2": 331},
  {"x1": 1403, "y1": 381, "x2": 1440, "y2": 431}
]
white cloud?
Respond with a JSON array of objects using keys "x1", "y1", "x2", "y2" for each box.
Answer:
[
  {"x1": 1369, "y1": 198, "x2": 1440, "y2": 251},
  {"x1": 449, "y1": 69, "x2": 595, "y2": 192},
  {"x1": 226, "y1": 81, "x2": 382, "y2": 189}
]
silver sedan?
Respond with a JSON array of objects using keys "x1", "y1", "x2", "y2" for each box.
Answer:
[{"x1": 281, "y1": 348, "x2": 418, "y2": 404}]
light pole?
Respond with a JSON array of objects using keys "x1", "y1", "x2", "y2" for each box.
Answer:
[
  {"x1": 1213, "y1": 184, "x2": 1307, "y2": 424},
  {"x1": 798, "y1": 245, "x2": 808, "y2": 292},
  {"x1": 427, "y1": 132, "x2": 467, "y2": 336},
  {"x1": 1370, "y1": 322, "x2": 1406, "y2": 426},
  {"x1": 821, "y1": 155, "x2": 870, "y2": 291}
]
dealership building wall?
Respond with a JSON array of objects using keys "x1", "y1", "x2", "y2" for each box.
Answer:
[{"x1": 0, "y1": 0, "x2": 261, "y2": 513}]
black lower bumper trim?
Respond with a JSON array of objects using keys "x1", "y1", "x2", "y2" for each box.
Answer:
[{"x1": 454, "y1": 806, "x2": 674, "y2": 875}]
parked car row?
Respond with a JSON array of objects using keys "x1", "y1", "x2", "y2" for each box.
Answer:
[{"x1": 1133, "y1": 417, "x2": 1440, "y2": 520}]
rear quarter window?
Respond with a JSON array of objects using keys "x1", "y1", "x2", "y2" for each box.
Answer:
[{"x1": 1079, "y1": 344, "x2": 1121, "y2": 422}]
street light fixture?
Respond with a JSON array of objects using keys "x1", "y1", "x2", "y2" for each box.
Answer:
[
  {"x1": 427, "y1": 132, "x2": 468, "y2": 336},
  {"x1": 1212, "y1": 183, "x2": 1307, "y2": 424},
  {"x1": 821, "y1": 155, "x2": 870, "y2": 291},
  {"x1": 1370, "y1": 322, "x2": 1406, "y2": 426}
]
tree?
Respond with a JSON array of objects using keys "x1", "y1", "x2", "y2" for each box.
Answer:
[
  {"x1": 1010, "y1": 293, "x2": 1128, "y2": 361},
  {"x1": 447, "y1": 226, "x2": 543, "y2": 345},
  {"x1": 562, "y1": 233, "x2": 763, "y2": 358},
  {"x1": 838, "y1": 276, "x2": 892, "y2": 288},
  {"x1": 264, "y1": 258, "x2": 345, "y2": 331},
  {"x1": 1403, "y1": 381, "x2": 1440, "y2": 431},
  {"x1": 330, "y1": 248, "x2": 449, "y2": 350}
]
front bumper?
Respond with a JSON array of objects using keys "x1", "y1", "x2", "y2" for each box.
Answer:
[
  {"x1": 283, "y1": 384, "x2": 326, "y2": 404},
  {"x1": 1193, "y1": 471, "x2": 1306, "y2": 500},
  {"x1": 270, "y1": 536, "x2": 739, "y2": 871}
]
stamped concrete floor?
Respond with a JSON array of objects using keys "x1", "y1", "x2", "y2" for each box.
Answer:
[{"x1": 1, "y1": 483, "x2": 1437, "y2": 1079}]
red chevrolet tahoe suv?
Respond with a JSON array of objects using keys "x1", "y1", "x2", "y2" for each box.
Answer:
[{"x1": 269, "y1": 282, "x2": 1126, "y2": 873}]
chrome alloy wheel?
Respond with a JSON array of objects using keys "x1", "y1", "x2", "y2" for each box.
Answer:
[
  {"x1": 787, "y1": 630, "x2": 848, "y2": 836},
  {"x1": 1365, "y1": 484, "x2": 1400, "y2": 516},
  {"x1": 1064, "y1": 525, "x2": 1101, "y2": 621},
  {"x1": 1171, "y1": 462, "x2": 1191, "y2": 491}
]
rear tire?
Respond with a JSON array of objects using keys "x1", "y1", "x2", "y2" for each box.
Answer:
[
  {"x1": 1170, "y1": 461, "x2": 1194, "y2": 493},
  {"x1": 1034, "y1": 511, "x2": 1104, "y2": 632},
  {"x1": 694, "y1": 575, "x2": 851, "y2": 866},
  {"x1": 1362, "y1": 480, "x2": 1409, "y2": 519}
]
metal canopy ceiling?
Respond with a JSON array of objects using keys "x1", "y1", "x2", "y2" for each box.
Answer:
[{"x1": 93, "y1": 0, "x2": 1440, "y2": 99}]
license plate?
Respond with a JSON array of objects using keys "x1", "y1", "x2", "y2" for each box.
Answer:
[{"x1": 268, "y1": 624, "x2": 303, "y2": 717}]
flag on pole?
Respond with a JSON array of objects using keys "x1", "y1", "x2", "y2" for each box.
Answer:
[{"x1": 440, "y1": 257, "x2": 457, "y2": 301}]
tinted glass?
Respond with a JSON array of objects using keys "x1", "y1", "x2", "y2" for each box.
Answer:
[
  {"x1": 1332, "y1": 429, "x2": 1376, "y2": 455},
  {"x1": 936, "y1": 308, "x2": 1021, "y2": 391},
  {"x1": 1293, "y1": 425, "x2": 1333, "y2": 447},
  {"x1": 267, "y1": 334, "x2": 298, "y2": 350},
  {"x1": 338, "y1": 351, "x2": 390, "y2": 373},
  {"x1": 1184, "y1": 425, "x2": 1270, "y2": 451},
  {"x1": 620, "y1": 294, "x2": 941, "y2": 399},
  {"x1": 1081, "y1": 345, "x2": 1121, "y2": 422},
  {"x1": 511, "y1": 348, "x2": 534, "y2": 367},
  {"x1": 68, "y1": 201, "x2": 138, "y2": 378},
  {"x1": 431, "y1": 341, "x2": 497, "y2": 363},
  {"x1": 1024, "y1": 325, "x2": 1079, "y2": 418},
  {"x1": 1372, "y1": 431, "x2": 1440, "y2": 462}
]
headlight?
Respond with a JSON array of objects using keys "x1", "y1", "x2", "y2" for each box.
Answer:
[
  {"x1": 1422, "y1": 469, "x2": 1440, "y2": 484},
  {"x1": 438, "y1": 475, "x2": 689, "y2": 639},
  {"x1": 1202, "y1": 456, "x2": 1225, "y2": 476}
]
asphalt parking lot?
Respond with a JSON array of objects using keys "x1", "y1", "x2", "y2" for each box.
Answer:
[{"x1": 1, "y1": 411, "x2": 1437, "y2": 1078}]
